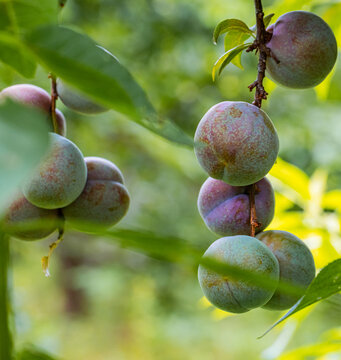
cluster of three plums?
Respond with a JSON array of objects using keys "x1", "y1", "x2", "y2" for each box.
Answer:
[
  {"x1": 2, "y1": 83, "x2": 129, "y2": 240},
  {"x1": 194, "y1": 100, "x2": 316, "y2": 313}
]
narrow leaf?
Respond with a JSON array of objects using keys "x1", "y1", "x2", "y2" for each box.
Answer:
[
  {"x1": 25, "y1": 25, "x2": 192, "y2": 146},
  {"x1": 263, "y1": 13, "x2": 275, "y2": 28},
  {"x1": 213, "y1": 19, "x2": 253, "y2": 44},
  {"x1": 0, "y1": 100, "x2": 49, "y2": 215},
  {"x1": 261, "y1": 259, "x2": 341, "y2": 337},
  {"x1": 212, "y1": 43, "x2": 251, "y2": 81},
  {"x1": 0, "y1": 32, "x2": 36, "y2": 77},
  {"x1": 224, "y1": 31, "x2": 251, "y2": 69},
  {"x1": 17, "y1": 346, "x2": 57, "y2": 360}
]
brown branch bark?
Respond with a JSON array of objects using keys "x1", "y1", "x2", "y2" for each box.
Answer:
[{"x1": 246, "y1": 0, "x2": 273, "y2": 108}]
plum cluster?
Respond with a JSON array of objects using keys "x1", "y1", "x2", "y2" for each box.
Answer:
[
  {"x1": 195, "y1": 9, "x2": 337, "y2": 313},
  {"x1": 1, "y1": 84, "x2": 129, "y2": 240},
  {"x1": 195, "y1": 101, "x2": 315, "y2": 312}
]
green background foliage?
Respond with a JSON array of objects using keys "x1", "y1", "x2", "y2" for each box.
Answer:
[{"x1": 0, "y1": 0, "x2": 341, "y2": 359}]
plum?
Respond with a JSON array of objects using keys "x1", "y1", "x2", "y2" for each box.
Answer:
[
  {"x1": 23, "y1": 133, "x2": 87, "y2": 209},
  {"x1": 194, "y1": 101, "x2": 279, "y2": 186},
  {"x1": 0, "y1": 84, "x2": 67, "y2": 136},
  {"x1": 62, "y1": 157, "x2": 130, "y2": 230},
  {"x1": 57, "y1": 80, "x2": 108, "y2": 114},
  {"x1": 3, "y1": 194, "x2": 59, "y2": 240},
  {"x1": 198, "y1": 177, "x2": 274, "y2": 236},
  {"x1": 198, "y1": 235, "x2": 279, "y2": 313},
  {"x1": 266, "y1": 11, "x2": 337, "y2": 88},
  {"x1": 257, "y1": 230, "x2": 316, "y2": 310}
]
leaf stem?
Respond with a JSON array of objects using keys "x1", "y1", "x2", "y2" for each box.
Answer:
[{"x1": 0, "y1": 232, "x2": 13, "y2": 360}]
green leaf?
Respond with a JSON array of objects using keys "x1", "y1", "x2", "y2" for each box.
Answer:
[
  {"x1": 212, "y1": 43, "x2": 251, "y2": 81},
  {"x1": 213, "y1": 19, "x2": 253, "y2": 44},
  {"x1": 25, "y1": 25, "x2": 192, "y2": 146},
  {"x1": 0, "y1": 32, "x2": 36, "y2": 77},
  {"x1": 66, "y1": 225, "x2": 303, "y2": 298},
  {"x1": 17, "y1": 347, "x2": 57, "y2": 360},
  {"x1": 263, "y1": 13, "x2": 275, "y2": 28},
  {"x1": 0, "y1": 0, "x2": 58, "y2": 34},
  {"x1": 224, "y1": 31, "x2": 251, "y2": 69},
  {"x1": 0, "y1": 100, "x2": 49, "y2": 215},
  {"x1": 261, "y1": 259, "x2": 341, "y2": 338}
]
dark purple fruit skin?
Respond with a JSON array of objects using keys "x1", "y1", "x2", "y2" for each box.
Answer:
[
  {"x1": 257, "y1": 230, "x2": 316, "y2": 310},
  {"x1": 62, "y1": 157, "x2": 130, "y2": 230},
  {"x1": 266, "y1": 11, "x2": 337, "y2": 89},
  {"x1": 23, "y1": 133, "x2": 87, "y2": 209},
  {"x1": 0, "y1": 84, "x2": 67, "y2": 136},
  {"x1": 3, "y1": 194, "x2": 58, "y2": 240},
  {"x1": 198, "y1": 235, "x2": 279, "y2": 313},
  {"x1": 198, "y1": 177, "x2": 274, "y2": 236},
  {"x1": 194, "y1": 101, "x2": 279, "y2": 186}
]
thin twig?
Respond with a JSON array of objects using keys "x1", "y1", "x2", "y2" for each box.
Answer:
[
  {"x1": 246, "y1": 0, "x2": 274, "y2": 108},
  {"x1": 48, "y1": 73, "x2": 60, "y2": 134}
]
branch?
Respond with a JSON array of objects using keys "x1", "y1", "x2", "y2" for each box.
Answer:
[
  {"x1": 246, "y1": 0, "x2": 275, "y2": 108},
  {"x1": 248, "y1": 184, "x2": 260, "y2": 237}
]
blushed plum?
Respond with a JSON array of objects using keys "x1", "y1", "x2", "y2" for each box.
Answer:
[
  {"x1": 3, "y1": 194, "x2": 59, "y2": 240},
  {"x1": 57, "y1": 80, "x2": 108, "y2": 114},
  {"x1": 198, "y1": 177, "x2": 274, "y2": 236},
  {"x1": 23, "y1": 133, "x2": 87, "y2": 209},
  {"x1": 194, "y1": 101, "x2": 279, "y2": 186},
  {"x1": 257, "y1": 230, "x2": 316, "y2": 310},
  {"x1": 0, "y1": 84, "x2": 67, "y2": 136},
  {"x1": 198, "y1": 235, "x2": 279, "y2": 313},
  {"x1": 62, "y1": 157, "x2": 130, "y2": 230},
  {"x1": 266, "y1": 11, "x2": 337, "y2": 88}
]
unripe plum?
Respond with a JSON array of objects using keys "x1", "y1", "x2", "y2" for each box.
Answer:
[
  {"x1": 3, "y1": 194, "x2": 59, "y2": 240},
  {"x1": 198, "y1": 235, "x2": 279, "y2": 313},
  {"x1": 257, "y1": 230, "x2": 316, "y2": 310},
  {"x1": 57, "y1": 80, "x2": 108, "y2": 114},
  {"x1": 0, "y1": 84, "x2": 67, "y2": 136},
  {"x1": 266, "y1": 11, "x2": 337, "y2": 89},
  {"x1": 23, "y1": 133, "x2": 87, "y2": 209},
  {"x1": 198, "y1": 177, "x2": 274, "y2": 236},
  {"x1": 62, "y1": 157, "x2": 130, "y2": 230},
  {"x1": 194, "y1": 101, "x2": 279, "y2": 186}
]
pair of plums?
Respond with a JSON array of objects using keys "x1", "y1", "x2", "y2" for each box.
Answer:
[{"x1": 1, "y1": 84, "x2": 129, "y2": 240}]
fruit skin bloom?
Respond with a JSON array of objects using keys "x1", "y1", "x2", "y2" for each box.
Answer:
[
  {"x1": 266, "y1": 11, "x2": 337, "y2": 89},
  {"x1": 194, "y1": 101, "x2": 279, "y2": 186},
  {"x1": 198, "y1": 235, "x2": 280, "y2": 313}
]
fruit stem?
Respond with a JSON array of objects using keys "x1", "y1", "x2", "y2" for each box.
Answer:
[
  {"x1": 248, "y1": 184, "x2": 260, "y2": 237},
  {"x1": 48, "y1": 73, "x2": 61, "y2": 135},
  {"x1": 0, "y1": 232, "x2": 14, "y2": 359},
  {"x1": 247, "y1": 0, "x2": 272, "y2": 108},
  {"x1": 42, "y1": 214, "x2": 65, "y2": 277}
]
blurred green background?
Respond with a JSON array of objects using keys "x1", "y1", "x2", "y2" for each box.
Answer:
[{"x1": 1, "y1": 0, "x2": 341, "y2": 359}]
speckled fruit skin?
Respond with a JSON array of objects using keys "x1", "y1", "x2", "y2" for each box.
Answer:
[
  {"x1": 266, "y1": 11, "x2": 337, "y2": 89},
  {"x1": 198, "y1": 236, "x2": 279, "y2": 313},
  {"x1": 194, "y1": 101, "x2": 279, "y2": 186},
  {"x1": 57, "y1": 80, "x2": 108, "y2": 114},
  {"x1": 257, "y1": 230, "x2": 316, "y2": 310},
  {"x1": 198, "y1": 177, "x2": 274, "y2": 236},
  {"x1": 23, "y1": 133, "x2": 87, "y2": 209},
  {"x1": 0, "y1": 84, "x2": 67, "y2": 136},
  {"x1": 4, "y1": 194, "x2": 58, "y2": 240},
  {"x1": 62, "y1": 157, "x2": 130, "y2": 230}
]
